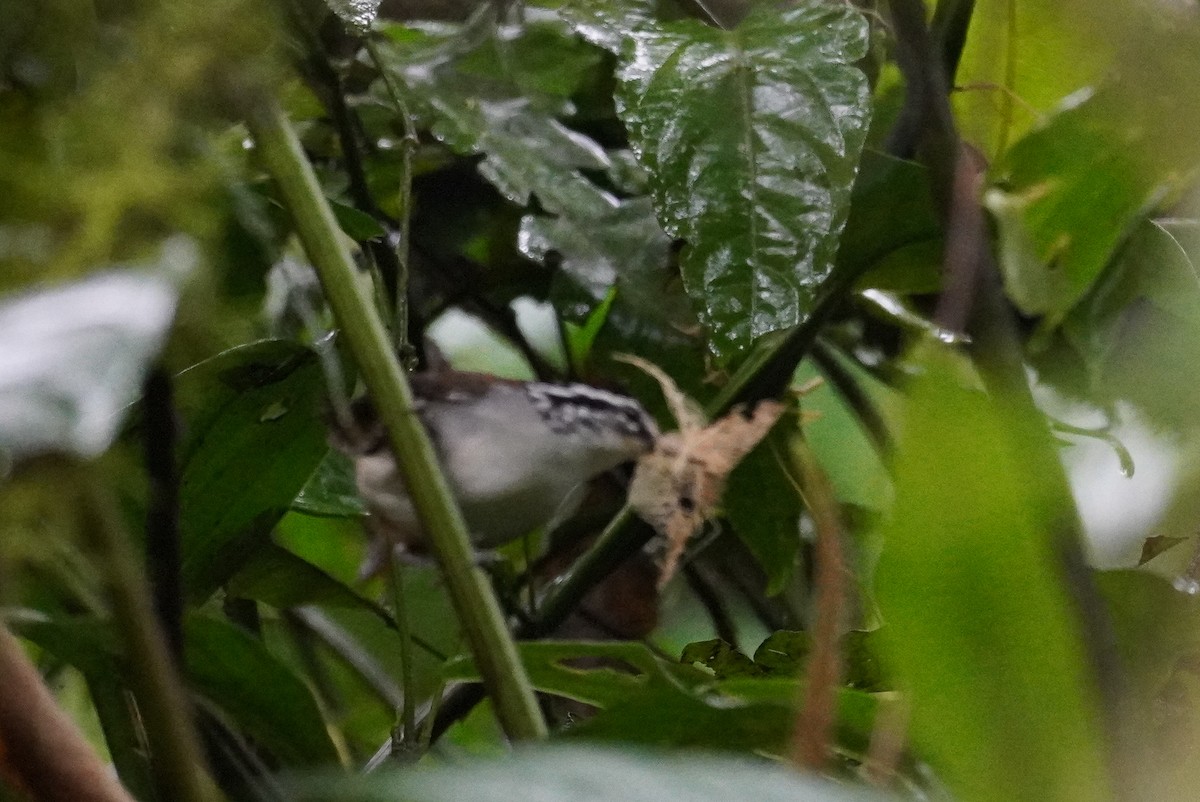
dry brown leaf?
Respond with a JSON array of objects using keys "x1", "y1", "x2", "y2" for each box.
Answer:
[{"x1": 618, "y1": 354, "x2": 786, "y2": 587}]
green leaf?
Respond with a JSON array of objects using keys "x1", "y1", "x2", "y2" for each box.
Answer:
[
  {"x1": 953, "y1": 0, "x2": 1114, "y2": 159},
  {"x1": 226, "y1": 541, "x2": 390, "y2": 619},
  {"x1": 184, "y1": 614, "x2": 339, "y2": 766},
  {"x1": 294, "y1": 449, "x2": 366, "y2": 518},
  {"x1": 838, "y1": 151, "x2": 940, "y2": 288},
  {"x1": 323, "y1": 0, "x2": 380, "y2": 35},
  {"x1": 0, "y1": 239, "x2": 192, "y2": 463},
  {"x1": 378, "y1": 11, "x2": 615, "y2": 217},
  {"x1": 519, "y1": 197, "x2": 671, "y2": 313},
  {"x1": 329, "y1": 199, "x2": 387, "y2": 241},
  {"x1": 176, "y1": 340, "x2": 329, "y2": 600},
  {"x1": 724, "y1": 432, "x2": 802, "y2": 595},
  {"x1": 610, "y1": 2, "x2": 872, "y2": 358},
  {"x1": 680, "y1": 639, "x2": 762, "y2": 679},
  {"x1": 681, "y1": 631, "x2": 811, "y2": 679},
  {"x1": 445, "y1": 640, "x2": 677, "y2": 709},
  {"x1": 1058, "y1": 218, "x2": 1200, "y2": 427},
  {"x1": 873, "y1": 344, "x2": 1112, "y2": 802},
  {"x1": 988, "y1": 90, "x2": 1197, "y2": 326},
  {"x1": 290, "y1": 745, "x2": 893, "y2": 801}
]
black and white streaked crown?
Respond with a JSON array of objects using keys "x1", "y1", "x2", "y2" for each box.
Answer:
[{"x1": 525, "y1": 382, "x2": 658, "y2": 445}]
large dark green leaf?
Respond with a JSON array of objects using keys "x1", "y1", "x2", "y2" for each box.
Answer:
[
  {"x1": 291, "y1": 745, "x2": 894, "y2": 802},
  {"x1": 873, "y1": 344, "x2": 1112, "y2": 802},
  {"x1": 589, "y1": 2, "x2": 871, "y2": 358},
  {"x1": 176, "y1": 340, "x2": 329, "y2": 600},
  {"x1": 377, "y1": 10, "x2": 614, "y2": 217},
  {"x1": 184, "y1": 614, "x2": 339, "y2": 766},
  {"x1": 0, "y1": 240, "x2": 191, "y2": 464}
]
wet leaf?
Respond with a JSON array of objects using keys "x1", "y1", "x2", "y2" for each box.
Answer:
[
  {"x1": 377, "y1": 10, "x2": 614, "y2": 217},
  {"x1": 608, "y1": 2, "x2": 872, "y2": 358}
]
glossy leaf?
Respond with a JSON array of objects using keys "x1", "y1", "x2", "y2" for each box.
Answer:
[
  {"x1": 377, "y1": 11, "x2": 615, "y2": 217},
  {"x1": 606, "y1": 2, "x2": 872, "y2": 358},
  {"x1": 519, "y1": 197, "x2": 671, "y2": 316},
  {"x1": 294, "y1": 449, "x2": 366, "y2": 518},
  {"x1": 291, "y1": 745, "x2": 894, "y2": 801},
  {"x1": 873, "y1": 344, "x2": 1112, "y2": 802},
  {"x1": 0, "y1": 240, "x2": 192, "y2": 464},
  {"x1": 176, "y1": 341, "x2": 329, "y2": 600},
  {"x1": 324, "y1": 0, "x2": 380, "y2": 35},
  {"x1": 184, "y1": 614, "x2": 339, "y2": 766}
]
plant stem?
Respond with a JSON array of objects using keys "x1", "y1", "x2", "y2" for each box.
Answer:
[
  {"x1": 387, "y1": 554, "x2": 418, "y2": 746},
  {"x1": 365, "y1": 36, "x2": 418, "y2": 358},
  {"x1": 79, "y1": 467, "x2": 220, "y2": 802},
  {"x1": 787, "y1": 437, "x2": 848, "y2": 770},
  {"x1": 246, "y1": 99, "x2": 547, "y2": 742}
]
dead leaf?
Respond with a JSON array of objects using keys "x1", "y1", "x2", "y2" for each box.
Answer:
[{"x1": 618, "y1": 354, "x2": 786, "y2": 587}]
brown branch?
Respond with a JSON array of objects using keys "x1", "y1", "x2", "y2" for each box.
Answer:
[
  {"x1": 0, "y1": 624, "x2": 136, "y2": 802},
  {"x1": 863, "y1": 696, "x2": 910, "y2": 787},
  {"x1": 788, "y1": 439, "x2": 849, "y2": 770}
]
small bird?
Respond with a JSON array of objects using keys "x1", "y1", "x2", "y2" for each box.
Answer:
[{"x1": 328, "y1": 369, "x2": 658, "y2": 569}]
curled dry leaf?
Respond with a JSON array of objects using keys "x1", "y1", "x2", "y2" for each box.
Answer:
[{"x1": 616, "y1": 354, "x2": 786, "y2": 587}]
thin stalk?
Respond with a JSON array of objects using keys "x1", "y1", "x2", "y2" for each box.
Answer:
[
  {"x1": 387, "y1": 554, "x2": 418, "y2": 746},
  {"x1": 78, "y1": 467, "x2": 220, "y2": 802},
  {"x1": 365, "y1": 36, "x2": 418, "y2": 360},
  {"x1": 787, "y1": 438, "x2": 849, "y2": 770},
  {"x1": 247, "y1": 99, "x2": 546, "y2": 741}
]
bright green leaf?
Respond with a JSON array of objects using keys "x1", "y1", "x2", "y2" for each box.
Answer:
[{"x1": 874, "y1": 344, "x2": 1112, "y2": 802}]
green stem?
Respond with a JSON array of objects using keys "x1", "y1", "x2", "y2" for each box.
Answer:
[
  {"x1": 365, "y1": 36, "x2": 417, "y2": 359},
  {"x1": 79, "y1": 467, "x2": 220, "y2": 802},
  {"x1": 387, "y1": 554, "x2": 418, "y2": 746},
  {"x1": 246, "y1": 99, "x2": 546, "y2": 741}
]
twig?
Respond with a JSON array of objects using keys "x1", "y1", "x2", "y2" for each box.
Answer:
[
  {"x1": 683, "y1": 563, "x2": 739, "y2": 647},
  {"x1": 0, "y1": 623, "x2": 137, "y2": 802},
  {"x1": 809, "y1": 338, "x2": 893, "y2": 454},
  {"x1": 78, "y1": 467, "x2": 219, "y2": 802},
  {"x1": 387, "y1": 553, "x2": 419, "y2": 746},
  {"x1": 787, "y1": 439, "x2": 849, "y2": 770},
  {"x1": 247, "y1": 99, "x2": 546, "y2": 741},
  {"x1": 863, "y1": 696, "x2": 910, "y2": 787},
  {"x1": 365, "y1": 35, "x2": 419, "y2": 359},
  {"x1": 142, "y1": 366, "x2": 184, "y2": 663}
]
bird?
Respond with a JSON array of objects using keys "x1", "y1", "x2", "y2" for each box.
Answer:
[{"x1": 327, "y1": 368, "x2": 658, "y2": 571}]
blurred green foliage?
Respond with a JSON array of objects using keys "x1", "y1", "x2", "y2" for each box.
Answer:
[{"x1": 3, "y1": 0, "x2": 1200, "y2": 801}]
